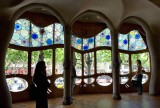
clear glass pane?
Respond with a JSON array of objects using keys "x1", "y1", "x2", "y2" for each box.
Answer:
[
  {"x1": 131, "y1": 52, "x2": 150, "y2": 72},
  {"x1": 55, "y1": 48, "x2": 64, "y2": 75},
  {"x1": 5, "y1": 48, "x2": 28, "y2": 75},
  {"x1": 96, "y1": 50, "x2": 112, "y2": 73},
  {"x1": 74, "y1": 52, "x2": 82, "y2": 76},
  {"x1": 120, "y1": 53, "x2": 129, "y2": 75},
  {"x1": 11, "y1": 19, "x2": 30, "y2": 47},
  {"x1": 6, "y1": 77, "x2": 28, "y2": 92},
  {"x1": 96, "y1": 75, "x2": 112, "y2": 86},
  {"x1": 43, "y1": 49, "x2": 53, "y2": 76},
  {"x1": 95, "y1": 28, "x2": 111, "y2": 47},
  {"x1": 84, "y1": 52, "x2": 94, "y2": 76}
]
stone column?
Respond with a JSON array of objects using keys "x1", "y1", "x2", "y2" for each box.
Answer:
[
  {"x1": 63, "y1": 25, "x2": 73, "y2": 105},
  {"x1": 0, "y1": 20, "x2": 14, "y2": 108},
  {"x1": 111, "y1": 31, "x2": 121, "y2": 100},
  {"x1": 147, "y1": 32, "x2": 160, "y2": 95}
]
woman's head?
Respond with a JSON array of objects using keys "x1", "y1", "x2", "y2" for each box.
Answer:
[
  {"x1": 34, "y1": 61, "x2": 46, "y2": 76},
  {"x1": 137, "y1": 59, "x2": 141, "y2": 65}
]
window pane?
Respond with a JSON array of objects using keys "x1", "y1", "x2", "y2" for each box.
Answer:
[
  {"x1": 129, "y1": 30, "x2": 146, "y2": 51},
  {"x1": 6, "y1": 77, "x2": 28, "y2": 92},
  {"x1": 97, "y1": 75, "x2": 112, "y2": 86},
  {"x1": 95, "y1": 28, "x2": 111, "y2": 47},
  {"x1": 71, "y1": 35, "x2": 82, "y2": 50},
  {"x1": 83, "y1": 37, "x2": 94, "y2": 50},
  {"x1": 74, "y1": 52, "x2": 82, "y2": 76},
  {"x1": 43, "y1": 24, "x2": 53, "y2": 46},
  {"x1": 55, "y1": 48, "x2": 64, "y2": 75},
  {"x1": 118, "y1": 34, "x2": 128, "y2": 50},
  {"x1": 11, "y1": 19, "x2": 30, "y2": 46},
  {"x1": 131, "y1": 52, "x2": 150, "y2": 72},
  {"x1": 43, "y1": 49, "x2": 53, "y2": 76},
  {"x1": 84, "y1": 52, "x2": 94, "y2": 76},
  {"x1": 54, "y1": 23, "x2": 64, "y2": 44},
  {"x1": 5, "y1": 48, "x2": 28, "y2": 75},
  {"x1": 96, "y1": 50, "x2": 112, "y2": 73},
  {"x1": 120, "y1": 53, "x2": 129, "y2": 75}
]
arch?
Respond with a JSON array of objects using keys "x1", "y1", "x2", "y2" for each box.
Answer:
[
  {"x1": 119, "y1": 16, "x2": 160, "y2": 95},
  {"x1": 11, "y1": 3, "x2": 65, "y2": 26},
  {"x1": 70, "y1": 10, "x2": 115, "y2": 35}
]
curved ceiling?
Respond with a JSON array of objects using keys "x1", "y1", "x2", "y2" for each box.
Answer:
[{"x1": 0, "y1": 0, "x2": 160, "y2": 34}]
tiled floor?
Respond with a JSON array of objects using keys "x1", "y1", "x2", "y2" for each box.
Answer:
[{"x1": 12, "y1": 93, "x2": 160, "y2": 108}]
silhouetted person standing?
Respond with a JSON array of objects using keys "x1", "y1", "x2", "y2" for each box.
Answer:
[
  {"x1": 33, "y1": 61, "x2": 50, "y2": 108},
  {"x1": 135, "y1": 60, "x2": 143, "y2": 95}
]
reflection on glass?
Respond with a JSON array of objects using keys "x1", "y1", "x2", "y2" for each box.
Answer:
[
  {"x1": 97, "y1": 75, "x2": 112, "y2": 86},
  {"x1": 6, "y1": 77, "x2": 28, "y2": 92}
]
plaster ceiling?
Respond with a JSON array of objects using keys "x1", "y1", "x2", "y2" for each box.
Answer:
[{"x1": 0, "y1": 0, "x2": 160, "y2": 34}]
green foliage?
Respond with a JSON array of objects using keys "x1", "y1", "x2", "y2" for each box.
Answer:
[
  {"x1": 96, "y1": 50, "x2": 111, "y2": 63},
  {"x1": 55, "y1": 48, "x2": 64, "y2": 63}
]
